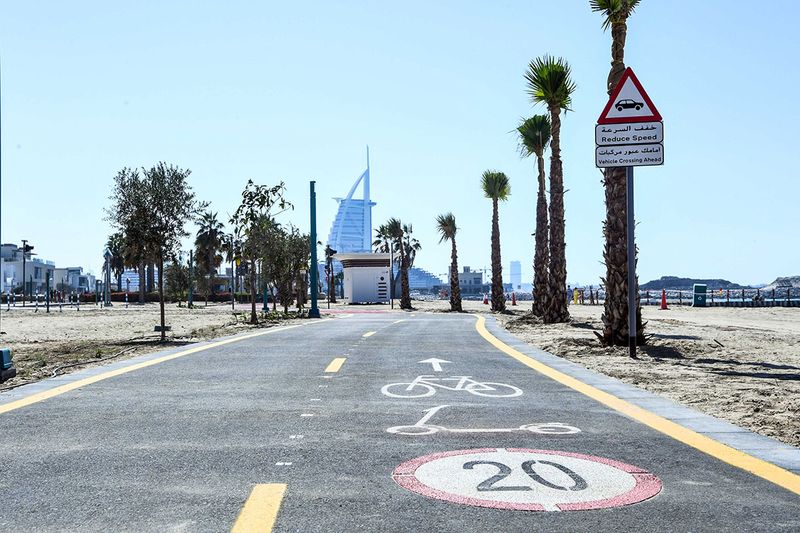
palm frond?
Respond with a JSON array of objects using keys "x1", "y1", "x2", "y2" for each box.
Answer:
[
  {"x1": 590, "y1": 0, "x2": 642, "y2": 31},
  {"x1": 436, "y1": 212, "x2": 457, "y2": 243},
  {"x1": 481, "y1": 170, "x2": 511, "y2": 201},
  {"x1": 517, "y1": 115, "x2": 551, "y2": 158},
  {"x1": 525, "y1": 55, "x2": 577, "y2": 111}
]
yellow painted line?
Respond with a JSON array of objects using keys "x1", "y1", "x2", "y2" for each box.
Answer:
[
  {"x1": 324, "y1": 357, "x2": 346, "y2": 373},
  {"x1": 230, "y1": 483, "x2": 286, "y2": 533},
  {"x1": 362, "y1": 331, "x2": 376, "y2": 338},
  {"x1": 0, "y1": 323, "x2": 316, "y2": 416},
  {"x1": 474, "y1": 315, "x2": 800, "y2": 496}
]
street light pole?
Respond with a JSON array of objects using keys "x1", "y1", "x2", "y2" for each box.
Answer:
[
  {"x1": 188, "y1": 250, "x2": 194, "y2": 308},
  {"x1": 308, "y1": 181, "x2": 321, "y2": 319},
  {"x1": 103, "y1": 248, "x2": 113, "y2": 306},
  {"x1": 21, "y1": 239, "x2": 27, "y2": 307},
  {"x1": 230, "y1": 235, "x2": 235, "y2": 311}
]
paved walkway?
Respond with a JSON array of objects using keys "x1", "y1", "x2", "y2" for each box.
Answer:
[{"x1": 0, "y1": 313, "x2": 798, "y2": 532}]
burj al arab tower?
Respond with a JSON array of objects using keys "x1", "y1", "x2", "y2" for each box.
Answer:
[{"x1": 327, "y1": 148, "x2": 375, "y2": 253}]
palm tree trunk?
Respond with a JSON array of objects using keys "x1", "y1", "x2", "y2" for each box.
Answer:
[
  {"x1": 138, "y1": 262, "x2": 145, "y2": 304},
  {"x1": 209, "y1": 250, "x2": 216, "y2": 297},
  {"x1": 544, "y1": 104, "x2": 569, "y2": 323},
  {"x1": 601, "y1": 18, "x2": 645, "y2": 345},
  {"x1": 490, "y1": 198, "x2": 505, "y2": 312},
  {"x1": 399, "y1": 245, "x2": 411, "y2": 309},
  {"x1": 328, "y1": 260, "x2": 337, "y2": 304},
  {"x1": 147, "y1": 263, "x2": 155, "y2": 293},
  {"x1": 533, "y1": 153, "x2": 549, "y2": 316},
  {"x1": 608, "y1": 20, "x2": 628, "y2": 93},
  {"x1": 449, "y1": 238, "x2": 462, "y2": 312}
]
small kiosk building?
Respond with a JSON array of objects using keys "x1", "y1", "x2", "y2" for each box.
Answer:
[{"x1": 335, "y1": 253, "x2": 391, "y2": 304}]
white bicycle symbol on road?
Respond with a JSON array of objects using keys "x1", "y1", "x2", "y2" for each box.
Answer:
[
  {"x1": 386, "y1": 405, "x2": 581, "y2": 436},
  {"x1": 381, "y1": 375, "x2": 523, "y2": 398}
]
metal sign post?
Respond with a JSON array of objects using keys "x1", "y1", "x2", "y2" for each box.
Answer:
[
  {"x1": 626, "y1": 166, "x2": 636, "y2": 358},
  {"x1": 596, "y1": 67, "x2": 664, "y2": 358}
]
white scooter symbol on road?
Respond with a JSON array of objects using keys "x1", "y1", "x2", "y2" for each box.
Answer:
[{"x1": 386, "y1": 405, "x2": 581, "y2": 436}]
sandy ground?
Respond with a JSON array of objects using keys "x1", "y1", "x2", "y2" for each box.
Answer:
[
  {"x1": 412, "y1": 299, "x2": 800, "y2": 447},
  {"x1": 0, "y1": 302, "x2": 304, "y2": 389}
]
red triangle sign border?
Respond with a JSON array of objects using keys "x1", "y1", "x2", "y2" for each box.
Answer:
[{"x1": 597, "y1": 67, "x2": 662, "y2": 124}]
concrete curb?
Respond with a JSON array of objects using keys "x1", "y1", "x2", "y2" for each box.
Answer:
[{"x1": 483, "y1": 315, "x2": 800, "y2": 475}]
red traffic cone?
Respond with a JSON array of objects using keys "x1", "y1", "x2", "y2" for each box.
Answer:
[
  {"x1": 512, "y1": 292, "x2": 517, "y2": 306},
  {"x1": 660, "y1": 289, "x2": 669, "y2": 310},
  {"x1": 483, "y1": 294, "x2": 489, "y2": 305}
]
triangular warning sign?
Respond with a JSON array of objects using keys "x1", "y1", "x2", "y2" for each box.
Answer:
[{"x1": 598, "y1": 67, "x2": 662, "y2": 124}]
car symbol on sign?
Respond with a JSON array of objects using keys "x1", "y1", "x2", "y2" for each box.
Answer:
[{"x1": 616, "y1": 99, "x2": 643, "y2": 111}]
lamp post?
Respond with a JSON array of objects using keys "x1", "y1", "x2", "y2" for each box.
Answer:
[
  {"x1": 230, "y1": 235, "x2": 235, "y2": 311},
  {"x1": 188, "y1": 250, "x2": 194, "y2": 308},
  {"x1": 298, "y1": 268, "x2": 307, "y2": 311},
  {"x1": 103, "y1": 248, "x2": 113, "y2": 306},
  {"x1": 20, "y1": 239, "x2": 33, "y2": 306},
  {"x1": 308, "y1": 181, "x2": 321, "y2": 318}
]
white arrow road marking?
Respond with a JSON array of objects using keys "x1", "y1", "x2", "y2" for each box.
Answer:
[{"x1": 418, "y1": 358, "x2": 451, "y2": 372}]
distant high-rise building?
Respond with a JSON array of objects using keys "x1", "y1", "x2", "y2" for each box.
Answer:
[
  {"x1": 327, "y1": 148, "x2": 375, "y2": 253},
  {"x1": 510, "y1": 260, "x2": 522, "y2": 289}
]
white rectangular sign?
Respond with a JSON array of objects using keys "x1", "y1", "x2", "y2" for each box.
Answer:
[
  {"x1": 595, "y1": 143, "x2": 664, "y2": 168},
  {"x1": 595, "y1": 122, "x2": 663, "y2": 146}
]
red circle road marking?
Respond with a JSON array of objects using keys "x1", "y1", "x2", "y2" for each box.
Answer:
[{"x1": 392, "y1": 448, "x2": 662, "y2": 512}]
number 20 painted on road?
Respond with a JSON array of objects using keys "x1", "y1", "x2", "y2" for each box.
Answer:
[{"x1": 464, "y1": 460, "x2": 588, "y2": 492}]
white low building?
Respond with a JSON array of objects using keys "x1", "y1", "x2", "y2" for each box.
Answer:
[
  {"x1": 1, "y1": 243, "x2": 56, "y2": 294},
  {"x1": 335, "y1": 253, "x2": 390, "y2": 304}
]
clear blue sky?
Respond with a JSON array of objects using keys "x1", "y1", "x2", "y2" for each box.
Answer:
[{"x1": 2, "y1": 1, "x2": 798, "y2": 286}]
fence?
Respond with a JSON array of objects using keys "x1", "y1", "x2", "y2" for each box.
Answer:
[
  {"x1": 511, "y1": 286, "x2": 800, "y2": 308},
  {"x1": 639, "y1": 287, "x2": 800, "y2": 307}
]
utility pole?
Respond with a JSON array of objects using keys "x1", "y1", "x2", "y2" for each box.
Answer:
[
  {"x1": 103, "y1": 248, "x2": 113, "y2": 306},
  {"x1": 308, "y1": 181, "x2": 321, "y2": 318},
  {"x1": 21, "y1": 239, "x2": 27, "y2": 306}
]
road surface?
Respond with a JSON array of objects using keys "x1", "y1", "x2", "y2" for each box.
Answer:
[{"x1": 1, "y1": 312, "x2": 798, "y2": 532}]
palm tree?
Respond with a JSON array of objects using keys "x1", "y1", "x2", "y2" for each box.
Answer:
[
  {"x1": 385, "y1": 218, "x2": 413, "y2": 309},
  {"x1": 401, "y1": 224, "x2": 421, "y2": 271},
  {"x1": 481, "y1": 170, "x2": 510, "y2": 312},
  {"x1": 517, "y1": 115, "x2": 551, "y2": 316},
  {"x1": 195, "y1": 210, "x2": 225, "y2": 305},
  {"x1": 525, "y1": 56, "x2": 576, "y2": 324},
  {"x1": 591, "y1": 0, "x2": 646, "y2": 346},
  {"x1": 436, "y1": 213, "x2": 462, "y2": 312},
  {"x1": 105, "y1": 233, "x2": 126, "y2": 292},
  {"x1": 372, "y1": 223, "x2": 392, "y2": 253},
  {"x1": 121, "y1": 227, "x2": 149, "y2": 304}
]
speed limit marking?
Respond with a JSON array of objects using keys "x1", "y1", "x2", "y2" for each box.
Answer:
[{"x1": 392, "y1": 448, "x2": 661, "y2": 511}]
